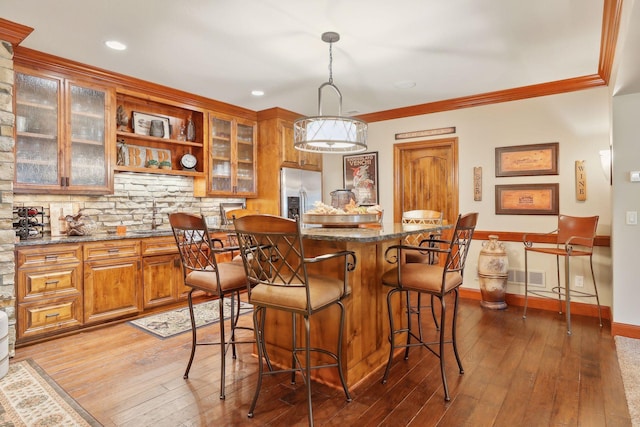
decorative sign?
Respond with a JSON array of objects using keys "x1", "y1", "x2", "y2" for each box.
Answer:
[
  {"x1": 119, "y1": 143, "x2": 172, "y2": 167},
  {"x1": 473, "y1": 167, "x2": 482, "y2": 201},
  {"x1": 495, "y1": 183, "x2": 559, "y2": 215},
  {"x1": 575, "y1": 160, "x2": 587, "y2": 201},
  {"x1": 343, "y1": 152, "x2": 379, "y2": 205},
  {"x1": 395, "y1": 127, "x2": 456, "y2": 140},
  {"x1": 495, "y1": 142, "x2": 559, "y2": 177}
]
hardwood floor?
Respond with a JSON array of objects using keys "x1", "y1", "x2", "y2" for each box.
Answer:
[{"x1": 13, "y1": 296, "x2": 631, "y2": 426}]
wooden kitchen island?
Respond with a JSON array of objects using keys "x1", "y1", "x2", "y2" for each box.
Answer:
[{"x1": 251, "y1": 222, "x2": 447, "y2": 390}]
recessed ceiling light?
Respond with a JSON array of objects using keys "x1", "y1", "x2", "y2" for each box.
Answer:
[
  {"x1": 105, "y1": 40, "x2": 127, "y2": 51},
  {"x1": 394, "y1": 81, "x2": 416, "y2": 89},
  {"x1": 251, "y1": 90, "x2": 264, "y2": 96}
]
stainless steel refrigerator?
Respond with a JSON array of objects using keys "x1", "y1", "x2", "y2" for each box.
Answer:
[{"x1": 280, "y1": 167, "x2": 322, "y2": 219}]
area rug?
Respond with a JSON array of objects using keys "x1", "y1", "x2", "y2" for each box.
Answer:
[
  {"x1": 0, "y1": 358, "x2": 101, "y2": 426},
  {"x1": 129, "y1": 299, "x2": 252, "y2": 339},
  {"x1": 616, "y1": 335, "x2": 640, "y2": 426}
]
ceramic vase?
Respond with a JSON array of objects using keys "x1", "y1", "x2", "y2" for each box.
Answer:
[{"x1": 478, "y1": 234, "x2": 509, "y2": 309}]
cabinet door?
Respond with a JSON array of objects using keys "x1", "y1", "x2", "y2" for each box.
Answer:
[
  {"x1": 235, "y1": 120, "x2": 257, "y2": 195},
  {"x1": 14, "y1": 69, "x2": 114, "y2": 194},
  {"x1": 84, "y1": 257, "x2": 141, "y2": 323},
  {"x1": 142, "y1": 253, "x2": 183, "y2": 308},
  {"x1": 209, "y1": 113, "x2": 257, "y2": 196},
  {"x1": 280, "y1": 119, "x2": 322, "y2": 171},
  {"x1": 66, "y1": 80, "x2": 112, "y2": 192},
  {"x1": 14, "y1": 71, "x2": 62, "y2": 190},
  {"x1": 210, "y1": 115, "x2": 233, "y2": 193}
]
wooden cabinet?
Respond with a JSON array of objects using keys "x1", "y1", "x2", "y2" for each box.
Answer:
[
  {"x1": 15, "y1": 235, "x2": 238, "y2": 344},
  {"x1": 247, "y1": 108, "x2": 322, "y2": 215},
  {"x1": 141, "y1": 237, "x2": 188, "y2": 309},
  {"x1": 114, "y1": 89, "x2": 206, "y2": 177},
  {"x1": 280, "y1": 119, "x2": 323, "y2": 171},
  {"x1": 204, "y1": 112, "x2": 257, "y2": 197},
  {"x1": 15, "y1": 244, "x2": 83, "y2": 340},
  {"x1": 83, "y1": 240, "x2": 142, "y2": 324},
  {"x1": 14, "y1": 66, "x2": 114, "y2": 194}
]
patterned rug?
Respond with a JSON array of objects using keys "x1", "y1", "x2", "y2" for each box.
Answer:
[
  {"x1": 616, "y1": 336, "x2": 640, "y2": 426},
  {"x1": 0, "y1": 358, "x2": 101, "y2": 426},
  {"x1": 129, "y1": 299, "x2": 253, "y2": 339}
]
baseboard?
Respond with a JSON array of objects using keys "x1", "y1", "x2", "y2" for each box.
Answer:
[
  {"x1": 611, "y1": 322, "x2": 640, "y2": 338},
  {"x1": 459, "y1": 288, "x2": 611, "y2": 320}
]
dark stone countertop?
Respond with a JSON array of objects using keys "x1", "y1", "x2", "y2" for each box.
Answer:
[{"x1": 15, "y1": 223, "x2": 449, "y2": 247}]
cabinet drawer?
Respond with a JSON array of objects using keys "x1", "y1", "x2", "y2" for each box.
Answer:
[
  {"x1": 18, "y1": 264, "x2": 82, "y2": 301},
  {"x1": 84, "y1": 240, "x2": 140, "y2": 260},
  {"x1": 141, "y1": 236, "x2": 178, "y2": 256},
  {"x1": 17, "y1": 297, "x2": 82, "y2": 339},
  {"x1": 16, "y1": 245, "x2": 82, "y2": 268}
]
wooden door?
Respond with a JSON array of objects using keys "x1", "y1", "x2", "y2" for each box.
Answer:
[{"x1": 393, "y1": 137, "x2": 459, "y2": 224}]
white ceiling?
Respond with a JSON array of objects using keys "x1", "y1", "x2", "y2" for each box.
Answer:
[{"x1": 3, "y1": 0, "x2": 639, "y2": 117}]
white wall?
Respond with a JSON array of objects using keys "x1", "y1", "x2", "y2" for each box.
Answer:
[
  {"x1": 323, "y1": 87, "x2": 613, "y2": 305},
  {"x1": 612, "y1": 93, "x2": 640, "y2": 325}
]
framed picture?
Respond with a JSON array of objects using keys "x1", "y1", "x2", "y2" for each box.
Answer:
[
  {"x1": 343, "y1": 152, "x2": 379, "y2": 205},
  {"x1": 495, "y1": 142, "x2": 559, "y2": 177},
  {"x1": 495, "y1": 183, "x2": 559, "y2": 215},
  {"x1": 132, "y1": 111, "x2": 171, "y2": 139}
]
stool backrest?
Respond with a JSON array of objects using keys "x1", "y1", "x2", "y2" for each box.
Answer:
[
  {"x1": 444, "y1": 212, "x2": 478, "y2": 276},
  {"x1": 557, "y1": 215, "x2": 599, "y2": 249}
]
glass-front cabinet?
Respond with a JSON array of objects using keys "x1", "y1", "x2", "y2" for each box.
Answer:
[
  {"x1": 14, "y1": 67, "x2": 113, "y2": 194},
  {"x1": 208, "y1": 112, "x2": 257, "y2": 196}
]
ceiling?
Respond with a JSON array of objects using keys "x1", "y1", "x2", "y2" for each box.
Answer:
[{"x1": 2, "y1": 0, "x2": 639, "y2": 117}]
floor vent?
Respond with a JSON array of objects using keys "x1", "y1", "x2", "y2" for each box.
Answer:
[{"x1": 508, "y1": 269, "x2": 545, "y2": 287}]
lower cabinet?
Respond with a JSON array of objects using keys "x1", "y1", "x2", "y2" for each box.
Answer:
[
  {"x1": 16, "y1": 244, "x2": 83, "y2": 340},
  {"x1": 84, "y1": 256, "x2": 142, "y2": 324},
  {"x1": 83, "y1": 240, "x2": 142, "y2": 324},
  {"x1": 142, "y1": 253, "x2": 184, "y2": 308},
  {"x1": 15, "y1": 235, "x2": 233, "y2": 344}
]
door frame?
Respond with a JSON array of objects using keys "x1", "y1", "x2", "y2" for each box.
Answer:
[{"x1": 393, "y1": 137, "x2": 459, "y2": 222}]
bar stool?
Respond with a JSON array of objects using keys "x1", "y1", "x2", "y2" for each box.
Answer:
[
  {"x1": 381, "y1": 212, "x2": 478, "y2": 401},
  {"x1": 402, "y1": 210, "x2": 444, "y2": 332},
  {"x1": 169, "y1": 212, "x2": 253, "y2": 400},
  {"x1": 233, "y1": 214, "x2": 355, "y2": 426},
  {"x1": 523, "y1": 214, "x2": 601, "y2": 335}
]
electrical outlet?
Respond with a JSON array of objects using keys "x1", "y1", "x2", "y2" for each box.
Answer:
[{"x1": 575, "y1": 275, "x2": 584, "y2": 288}]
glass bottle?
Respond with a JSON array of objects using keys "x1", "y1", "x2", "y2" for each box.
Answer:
[{"x1": 186, "y1": 116, "x2": 196, "y2": 142}]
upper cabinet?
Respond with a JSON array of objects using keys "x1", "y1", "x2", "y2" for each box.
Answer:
[
  {"x1": 280, "y1": 120, "x2": 323, "y2": 171},
  {"x1": 14, "y1": 66, "x2": 114, "y2": 194},
  {"x1": 114, "y1": 90, "x2": 205, "y2": 177},
  {"x1": 204, "y1": 112, "x2": 257, "y2": 197},
  {"x1": 246, "y1": 108, "x2": 322, "y2": 215}
]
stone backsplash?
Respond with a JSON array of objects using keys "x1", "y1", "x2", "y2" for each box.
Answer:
[{"x1": 13, "y1": 173, "x2": 243, "y2": 235}]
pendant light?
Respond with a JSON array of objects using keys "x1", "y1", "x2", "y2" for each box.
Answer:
[{"x1": 293, "y1": 32, "x2": 367, "y2": 154}]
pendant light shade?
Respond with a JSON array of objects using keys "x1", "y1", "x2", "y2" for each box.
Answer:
[{"x1": 294, "y1": 32, "x2": 367, "y2": 154}]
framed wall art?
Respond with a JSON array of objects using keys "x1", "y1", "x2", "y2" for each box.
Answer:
[
  {"x1": 495, "y1": 142, "x2": 559, "y2": 177},
  {"x1": 495, "y1": 183, "x2": 559, "y2": 215},
  {"x1": 343, "y1": 152, "x2": 379, "y2": 205},
  {"x1": 132, "y1": 111, "x2": 171, "y2": 139}
]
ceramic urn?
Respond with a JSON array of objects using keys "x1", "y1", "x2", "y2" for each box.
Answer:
[{"x1": 477, "y1": 235, "x2": 509, "y2": 309}]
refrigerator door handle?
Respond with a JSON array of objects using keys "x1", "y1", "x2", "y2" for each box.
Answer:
[{"x1": 299, "y1": 189, "x2": 308, "y2": 215}]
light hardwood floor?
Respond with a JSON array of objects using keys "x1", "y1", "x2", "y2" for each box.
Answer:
[{"x1": 13, "y1": 296, "x2": 631, "y2": 426}]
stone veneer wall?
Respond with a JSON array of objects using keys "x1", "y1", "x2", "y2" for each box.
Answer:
[
  {"x1": 13, "y1": 173, "x2": 243, "y2": 234},
  {"x1": 0, "y1": 40, "x2": 16, "y2": 356}
]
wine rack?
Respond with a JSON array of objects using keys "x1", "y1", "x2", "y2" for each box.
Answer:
[{"x1": 13, "y1": 206, "x2": 44, "y2": 240}]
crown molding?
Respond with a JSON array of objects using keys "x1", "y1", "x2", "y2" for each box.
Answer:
[
  {"x1": 357, "y1": 0, "x2": 622, "y2": 123},
  {"x1": 0, "y1": 18, "x2": 34, "y2": 46}
]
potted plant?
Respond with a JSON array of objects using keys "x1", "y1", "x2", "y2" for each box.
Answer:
[
  {"x1": 159, "y1": 160, "x2": 172, "y2": 170},
  {"x1": 147, "y1": 159, "x2": 159, "y2": 169}
]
